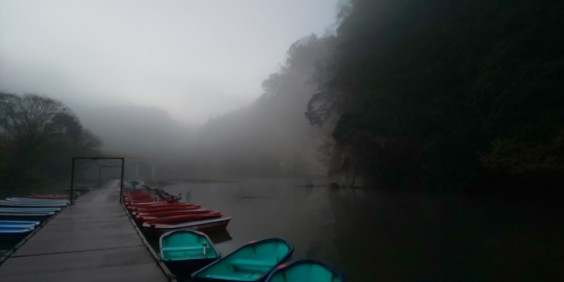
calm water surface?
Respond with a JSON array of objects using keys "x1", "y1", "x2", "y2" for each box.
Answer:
[{"x1": 160, "y1": 178, "x2": 562, "y2": 281}]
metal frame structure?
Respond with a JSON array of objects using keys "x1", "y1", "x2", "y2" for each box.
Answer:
[{"x1": 69, "y1": 157, "x2": 125, "y2": 204}]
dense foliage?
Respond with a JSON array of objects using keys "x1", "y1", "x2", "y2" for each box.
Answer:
[
  {"x1": 0, "y1": 92, "x2": 101, "y2": 187},
  {"x1": 306, "y1": 0, "x2": 563, "y2": 190}
]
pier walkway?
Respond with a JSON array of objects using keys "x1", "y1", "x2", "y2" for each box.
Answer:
[{"x1": 0, "y1": 182, "x2": 168, "y2": 282}]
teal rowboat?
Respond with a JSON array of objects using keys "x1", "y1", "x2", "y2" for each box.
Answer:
[
  {"x1": 266, "y1": 259, "x2": 344, "y2": 282},
  {"x1": 192, "y1": 238, "x2": 294, "y2": 282},
  {"x1": 160, "y1": 230, "x2": 220, "y2": 278}
]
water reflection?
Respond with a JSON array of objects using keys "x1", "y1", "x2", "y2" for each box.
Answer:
[
  {"x1": 161, "y1": 178, "x2": 562, "y2": 281},
  {"x1": 207, "y1": 229, "x2": 232, "y2": 245}
]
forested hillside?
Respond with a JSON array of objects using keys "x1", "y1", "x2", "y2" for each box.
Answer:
[
  {"x1": 306, "y1": 0, "x2": 563, "y2": 190},
  {"x1": 192, "y1": 35, "x2": 335, "y2": 178}
]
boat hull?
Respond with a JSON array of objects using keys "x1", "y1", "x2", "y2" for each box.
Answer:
[
  {"x1": 0, "y1": 212, "x2": 54, "y2": 221},
  {"x1": 166, "y1": 258, "x2": 218, "y2": 279},
  {"x1": 0, "y1": 207, "x2": 61, "y2": 213},
  {"x1": 192, "y1": 238, "x2": 294, "y2": 282},
  {"x1": 128, "y1": 204, "x2": 201, "y2": 213},
  {"x1": 142, "y1": 212, "x2": 222, "y2": 225},
  {"x1": 0, "y1": 222, "x2": 38, "y2": 228},
  {"x1": 0, "y1": 220, "x2": 40, "y2": 226},
  {"x1": 142, "y1": 216, "x2": 231, "y2": 242},
  {"x1": 0, "y1": 200, "x2": 67, "y2": 208},
  {"x1": 0, "y1": 226, "x2": 34, "y2": 241},
  {"x1": 266, "y1": 259, "x2": 344, "y2": 282},
  {"x1": 27, "y1": 194, "x2": 68, "y2": 200},
  {"x1": 135, "y1": 209, "x2": 213, "y2": 218},
  {"x1": 160, "y1": 230, "x2": 220, "y2": 278},
  {"x1": 5, "y1": 197, "x2": 69, "y2": 205},
  {"x1": 144, "y1": 216, "x2": 231, "y2": 233}
]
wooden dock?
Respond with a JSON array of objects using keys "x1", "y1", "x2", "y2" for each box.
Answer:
[{"x1": 0, "y1": 182, "x2": 169, "y2": 282}]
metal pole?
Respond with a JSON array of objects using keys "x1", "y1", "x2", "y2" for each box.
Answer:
[
  {"x1": 69, "y1": 157, "x2": 76, "y2": 205},
  {"x1": 120, "y1": 158, "x2": 125, "y2": 203},
  {"x1": 70, "y1": 157, "x2": 125, "y2": 204},
  {"x1": 98, "y1": 166, "x2": 102, "y2": 187}
]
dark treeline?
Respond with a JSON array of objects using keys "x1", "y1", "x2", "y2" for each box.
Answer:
[
  {"x1": 0, "y1": 92, "x2": 101, "y2": 188},
  {"x1": 304, "y1": 0, "x2": 563, "y2": 191}
]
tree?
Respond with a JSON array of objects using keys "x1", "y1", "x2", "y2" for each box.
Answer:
[{"x1": 0, "y1": 92, "x2": 101, "y2": 185}]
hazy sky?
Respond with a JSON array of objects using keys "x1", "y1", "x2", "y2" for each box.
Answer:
[{"x1": 0, "y1": 0, "x2": 340, "y2": 125}]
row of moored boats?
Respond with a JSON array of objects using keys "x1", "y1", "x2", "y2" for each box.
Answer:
[
  {"x1": 0, "y1": 195, "x2": 69, "y2": 245},
  {"x1": 124, "y1": 182, "x2": 344, "y2": 281}
]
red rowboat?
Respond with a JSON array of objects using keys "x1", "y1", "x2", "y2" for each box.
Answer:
[
  {"x1": 135, "y1": 209, "x2": 213, "y2": 219},
  {"x1": 143, "y1": 216, "x2": 232, "y2": 236},
  {"x1": 129, "y1": 204, "x2": 201, "y2": 213},
  {"x1": 142, "y1": 211, "x2": 222, "y2": 225}
]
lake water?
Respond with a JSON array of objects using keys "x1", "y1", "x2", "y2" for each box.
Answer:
[{"x1": 158, "y1": 178, "x2": 560, "y2": 281}]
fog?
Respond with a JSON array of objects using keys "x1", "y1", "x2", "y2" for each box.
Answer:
[
  {"x1": 0, "y1": 0, "x2": 339, "y2": 125},
  {"x1": 0, "y1": 0, "x2": 342, "y2": 179}
]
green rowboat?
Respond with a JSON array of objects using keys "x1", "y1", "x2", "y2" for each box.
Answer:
[
  {"x1": 160, "y1": 230, "x2": 219, "y2": 278},
  {"x1": 266, "y1": 259, "x2": 344, "y2": 282},
  {"x1": 192, "y1": 237, "x2": 294, "y2": 281}
]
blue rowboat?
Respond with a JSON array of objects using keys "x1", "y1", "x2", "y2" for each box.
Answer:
[
  {"x1": 0, "y1": 207, "x2": 61, "y2": 213},
  {"x1": 0, "y1": 226, "x2": 34, "y2": 240},
  {"x1": 192, "y1": 238, "x2": 294, "y2": 282},
  {"x1": 0, "y1": 220, "x2": 39, "y2": 228},
  {"x1": 0, "y1": 220, "x2": 40, "y2": 226},
  {"x1": 160, "y1": 230, "x2": 220, "y2": 278},
  {"x1": 0, "y1": 200, "x2": 67, "y2": 208},
  {"x1": 266, "y1": 259, "x2": 344, "y2": 282},
  {"x1": 0, "y1": 211, "x2": 55, "y2": 221},
  {"x1": 5, "y1": 197, "x2": 69, "y2": 205}
]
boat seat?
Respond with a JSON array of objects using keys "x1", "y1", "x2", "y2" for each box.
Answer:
[
  {"x1": 162, "y1": 246, "x2": 204, "y2": 252},
  {"x1": 230, "y1": 259, "x2": 273, "y2": 272}
]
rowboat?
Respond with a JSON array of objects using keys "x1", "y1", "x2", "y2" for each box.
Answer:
[
  {"x1": 0, "y1": 220, "x2": 40, "y2": 228},
  {"x1": 123, "y1": 188, "x2": 178, "y2": 203},
  {"x1": 142, "y1": 211, "x2": 222, "y2": 225},
  {"x1": 191, "y1": 238, "x2": 293, "y2": 282},
  {"x1": 126, "y1": 201, "x2": 190, "y2": 207},
  {"x1": 125, "y1": 201, "x2": 172, "y2": 206},
  {"x1": 0, "y1": 200, "x2": 67, "y2": 208},
  {"x1": 125, "y1": 201, "x2": 195, "y2": 207},
  {"x1": 0, "y1": 220, "x2": 40, "y2": 226},
  {"x1": 128, "y1": 204, "x2": 201, "y2": 214},
  {"x1": 143, "y1": 216, "x2": 232, "y2": 238},
  {"x1": 135, "y1": 209, "x2": 214, "y2": 219},
  {"x1": 5, "y1": 197, "x2": 69, "y2": 205},
  {"x1": 160, "y1": 230, "x2": 220, "y2": 278},
  {"x1": 266, "y1": 259, "x2": 344, "y2": 282},
  {"x1": 27, "y1": 194, "x2": 68, "y2": 200},
  {"x1": 0, "y1": 226, "x2": 34, "y2": 240},
  {"x1": 0, "y1": 211, "x2": 55, "y2": 221},
  {"x1": 0, "y1": 207, "x2": 61, "y2": 213}
]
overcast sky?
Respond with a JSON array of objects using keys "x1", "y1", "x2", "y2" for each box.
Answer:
[{"x1": 0, "y1": 0, "x2": 340, "y2": 125}]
